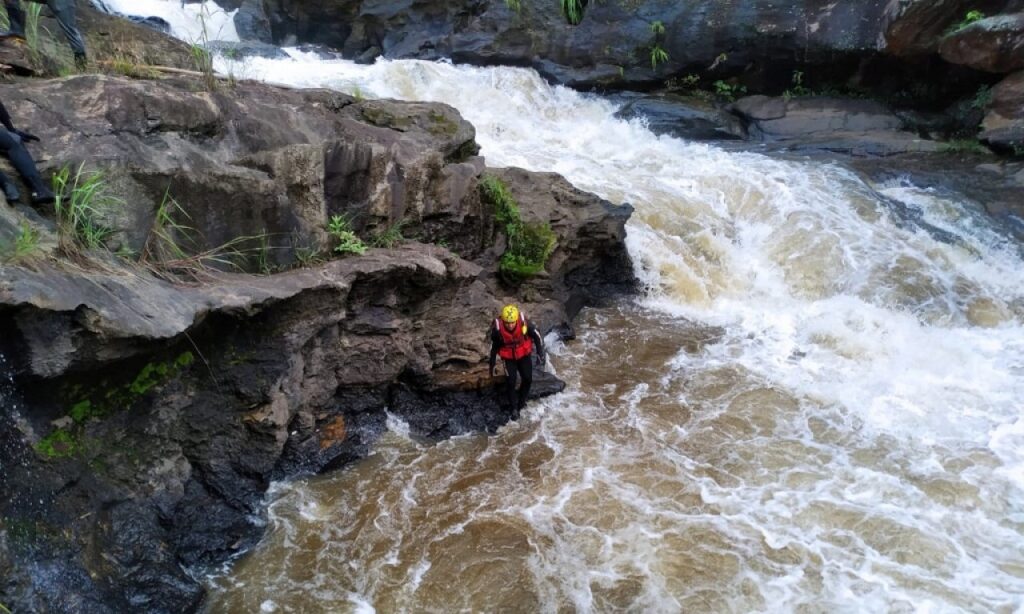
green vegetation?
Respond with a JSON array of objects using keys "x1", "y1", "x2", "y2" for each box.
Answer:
[
  {"x1": 35, "y1": 352, "x2": 195, "y2": 460},
  {"x1": 949, "y1": 9, "x2": 985, "y2": 33},
  {"x1": 52, "y1": 164, "x2": 121, "y2": 254},
  {"x1": 2, "y1": 221, "x2": 41, "y2": 264},
  {"x1": 108, "y1": 54, "x2": 160, "y2": 79},
  {"x1": 783, "y1": 70, "x2": 810, "y2": 100},
  {"x1": 1, "y1": 601, "x2": 12, "y2": 614},
  {"x1": 24, "y1": 2, "x2": 42, "y2": 55},
  {"x1": 648, "y1": 20, "x2": 669, "y2": 70},
  {"x1": 560, "y1": 0, "x2": 584, "y2": 25},
  {"x1": 650, "y1": 45, "x2": 669, "y2": 71},
  {"x1": 141, "y1": 188, "x2": 269, "y2": 278},
  {"x1": 971, "y1": 85, "x2": 993, "y2": 110},
  {"x1": 713, "y1": 80, "x2": 747, "y2": 102},
  {"x1": 327, "y1": 215, "x2": 367, "y2": 255},
  {"x1": 505, "y1": 0, "x2": 522, "y2": 13},
  {"x1": 371, "y1": 220, "x2": 406, "y2": 248},
  {"x1": 479, "y1": 175, "x2": 556, "y2": 282},
  {"x1": 190, "y1": 5, "x2": 218, "y2": 90},
  {"x1": 941, "y1": 138, "x2": 990, "y2": 154}
]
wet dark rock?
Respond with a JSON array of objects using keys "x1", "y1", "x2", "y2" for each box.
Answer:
[
  {"x1": 0, "y1": 73, "x2": 634, "y2": 611},
  {"x1": 615, "y1": 94, "x2": 747, "y2": 141},
  {"x1": 234, "y1": 0, "x2": 274, "y2": 43},
  {"x1": 205, "y1": 39, "x2": 289, "y2": 60},
  {"x1": 940, "y1": 13, "x2": 1024, "y2": 73},
  {"x1": 981, "y1": 71, "x2": 1024, "y2": 149},
  {"x1": 731, "y1": 95, "x2": 943, "y2": 156}
]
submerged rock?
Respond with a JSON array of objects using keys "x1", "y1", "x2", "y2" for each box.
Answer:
[{"x1": 615, "y1": 94, "x2": 747, "y2": 141}]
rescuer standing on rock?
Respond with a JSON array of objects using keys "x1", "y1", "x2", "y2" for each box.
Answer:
[
  {"x1": 1, "y1": 0, "x2": 88, "y2": 68},
  {"x1": 0, "y1": 98, "x2": 54, "y2": 204},
  {"x1": 489, "y1": 304, "x2": 545, "y2": 418}
]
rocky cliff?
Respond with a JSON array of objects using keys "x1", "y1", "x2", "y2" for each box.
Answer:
[{"x1": 0, "y1": 73, "x2": 633, "y2": 611}]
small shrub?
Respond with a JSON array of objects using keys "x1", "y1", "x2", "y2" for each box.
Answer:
[
  {"x1": 505, "y1": 0, "x2": 522, "y2": 12},
  {"x1": 650, "y1": 20, "x2": 665, "y2": 35},
  {"x1": 479, "y1": 175, "x2": 557, "y2": 282},
  {"x1": 52, "y1": 164, "x2": 121, "y2": 254},
  {"x1": 941, "y1": 138, "x2": 990, "y2": 154},
  {"x1": 327, "y1": 215, "x2": 367, "y2": 256},
  {"x1": 971, "y1": 85, "x2": 993, "y2": 109}
]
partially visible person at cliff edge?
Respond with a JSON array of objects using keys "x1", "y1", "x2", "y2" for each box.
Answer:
[
  {"x1": 489, "y1": 304, "x2": 545, "y2": 419},
  {"x1": 0, "y1": 98, "x2": 55, "y2": 204},
  {"x1": 0, "y1": 0, "x2": 88, "y2": 68}
]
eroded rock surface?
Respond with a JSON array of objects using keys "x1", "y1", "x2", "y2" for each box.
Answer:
[{"x1": 0, "y1": 74, "x2": 633, "y2": 612}]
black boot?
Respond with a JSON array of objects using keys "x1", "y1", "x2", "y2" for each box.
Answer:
[
  {"x1": 1, "y1": 179, "x2": 19, "y2": 203},
  {"x1": 74, "y1": 52, "x2": 88, "y2": 70},
  {"x1": 0, "y1": 31, "x2": 26, "y2": 42},
  {"x1": 28, "y1": 179, "x2": 54, "y2": 205}
]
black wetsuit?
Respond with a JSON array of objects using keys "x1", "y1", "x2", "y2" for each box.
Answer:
[
  {"x1": 4, "y1": 0, "x2": 87, "y2": 59},
  {"x1": 489, "y1": 318, "x2": 545, "y2": 417},
  {"x1": 0, "y1": 99, "x2": 51, "y2": 202}
]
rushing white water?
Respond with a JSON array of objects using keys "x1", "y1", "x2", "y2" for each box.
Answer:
[
  {"x1": 91, "y1": 0, "x2": 239, "y2": 43},
  {"x1": 106, "y1": 3, "x2": 1024, "y2": 611}
]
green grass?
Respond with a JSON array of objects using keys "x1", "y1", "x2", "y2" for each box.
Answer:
[
  {"x1": 505, "y1": 0, "x2": 522, "y2": 13},
  {"x1": 327, "y1": 215, "x2": 367, "y2": 256},
  {"x1": 52, "y1": 164, "x2": 121, "y2": 254},
  {"x1": 2, "y1": 221, "x2": 41, "y2": 263},
  {"x1": 560, "y1": 0, "x2": 584, "y2": 24},
  {"x1": 479, "y1": 175, "x2": 557, "y2": 282},
  {"x1": 713, "y1": 80, "x2": 747, "y2": 102},
  {"x1": 371, "y1": 220, "x2": 406, "y2": 249}
]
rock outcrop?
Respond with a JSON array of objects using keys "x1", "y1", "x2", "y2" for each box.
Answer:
[
  {"x1": 981, "y1": 71, "x2": 1024, "y2": 150},
  {"x1": 730, "y1": 95, "x2": 943, "y2": 155},
  {"x1": 939, "y1": 13, "x2": 1024, "y2": 73},
  {"x1": 0, "y1": 73, "x2": 634, "y2": 612}
]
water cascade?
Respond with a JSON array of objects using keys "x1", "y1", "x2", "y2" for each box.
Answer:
[{"x1": 96, "y1": 3, "x2": 1024, "y2": 611}]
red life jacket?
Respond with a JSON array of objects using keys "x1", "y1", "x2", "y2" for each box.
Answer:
[{"x1": 496, "y1": 315, "x2": 534, "y2": 361}]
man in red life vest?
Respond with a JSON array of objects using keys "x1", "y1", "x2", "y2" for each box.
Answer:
[{"x1": 489, "y1": 304, "x2": 545, "y2": 418}]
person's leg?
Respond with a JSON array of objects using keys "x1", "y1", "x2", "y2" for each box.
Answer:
[
  {"x1": 46, "y1": 0, "x2": 87, "y2": 59},
  {"x1": 503, "y1": 358, "x2": 519, "y2": 413},
  {"x1": 516, "y1": 355, "x2": 534, "y2": 411},
  {"x1": 0, "y1": 169, "x2": 20, "y2": 202},
  {"x1": 3, "y1": 1, "x2": 26, "y2": 36},
  {"x1": 0, "y1": 128, "x2": 53, "y2": 203}
]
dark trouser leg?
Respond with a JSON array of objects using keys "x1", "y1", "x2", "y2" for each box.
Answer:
[
  {"x1": 47, "y1": 0, "x2": 86, "y2": 57},
  {"x1": 516, "y1": 355, "x2": 533, "y2": 411},
  {"x1": 0, "y1": 169, "x2": 20, "y2": 201},
  {"x1": 503, "y1": 358, "x2": 519, "y2": 413},
  {"x1": 0, "y1": 128, "x2": 44, "y2": 190},
  {"x1": 5, "y1": 1, "x2": 26, "y2": 36}
]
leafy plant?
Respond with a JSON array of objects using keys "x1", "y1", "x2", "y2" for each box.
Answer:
[
  {"x1": 327, "y1": 215, "x2": 367, "y2": 256},
  {"x1": 479, "y1": 175, "x2": 557, "y2": 282},
  {"x1": 560, "y1": 0, "x2": 584, "y2": 25},
  {"x1": 650, "y1": 20, "x2": 665, "y2": 35},
  {"x1": 52, "y1": 164, "x2": 121, "y2": 254},
  {"x1": 783, "y1": 70, "x2": 811, "y2": 100},
  {"x1": 647, "y1": 45, "x2": 671, "y2": 70},
  {"x1": 949, "y1": 9, "x2": 985, "y2": 33},
  {"x1": 505, "y1": 0, "x2": 522, "y2": 13},
  {"x1": 713, "y1": 80, "x2": 746, "y2": 102}
]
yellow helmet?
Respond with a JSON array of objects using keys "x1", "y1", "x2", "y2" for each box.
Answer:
[{"x1": 501, "y1": 304, "x2": 520, "y2": 324}]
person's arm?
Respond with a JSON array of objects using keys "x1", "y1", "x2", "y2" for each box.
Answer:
[
  {"x1": 0, "y1": 99, "x2": 38, "y2": 142},
  {"x1": 527, "y1": 319, "x2": 545, "y2": 359},
  {"x1": 0, "y1": 100, "x2": 14, "y2": 132},
  {"x1": 488, "y1": 323, "x2": 501, "y2": 373}
]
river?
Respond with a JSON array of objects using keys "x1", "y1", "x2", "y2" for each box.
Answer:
[{"x1": 96, "y1": 2, "x2": 1024, "y2": 611}]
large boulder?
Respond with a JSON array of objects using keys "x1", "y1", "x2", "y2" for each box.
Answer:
[
  {"x1": 0, "y1": 73, "x2": 634, "y2": 612},
  {"x1": 981, "y1": 71, "x2": 1024, "y2": 149},
  {"x1": 940, "y1": 13, "x2": 1024, "y2": 73}
]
